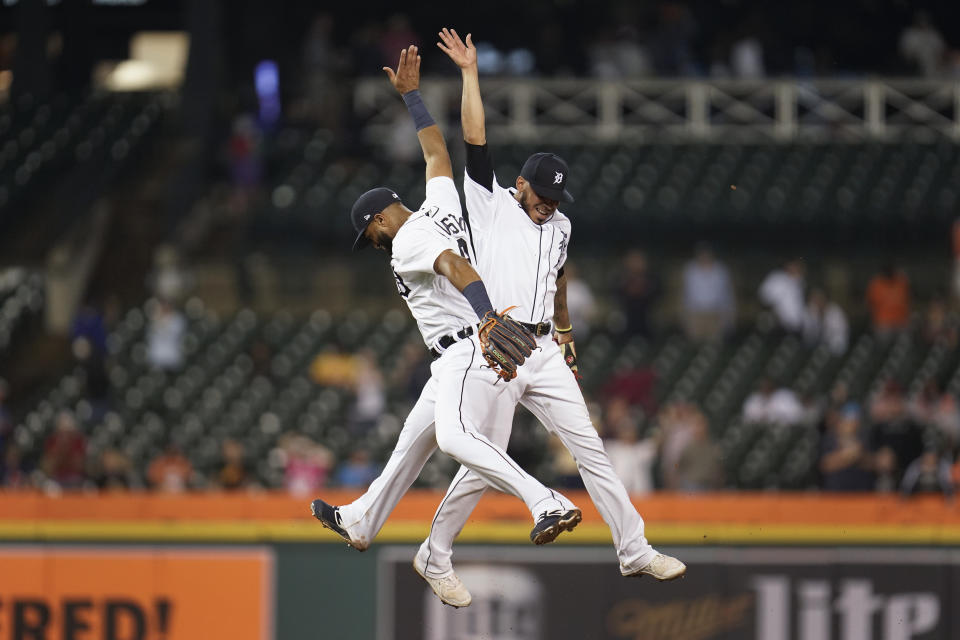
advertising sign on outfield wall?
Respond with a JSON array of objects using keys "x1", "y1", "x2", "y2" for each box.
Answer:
[
  {"x1": 378, "y1": 546, "x2": 960, "y2": 640},
  {"x1": 0, "y1": 547, "x2": 274, "y2": 640}
]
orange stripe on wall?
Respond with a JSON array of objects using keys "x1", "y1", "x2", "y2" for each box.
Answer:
[{"x1": 1, "y1": 491, "x2": 957, "y2": 527}]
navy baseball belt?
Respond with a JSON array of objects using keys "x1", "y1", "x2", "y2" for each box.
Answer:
[
  {"x1": 430, "y1": 325, "x2": 475, "y2": 360},
  {"x1": 517, "y1": 320, "x2": 552, "y2": 337}
]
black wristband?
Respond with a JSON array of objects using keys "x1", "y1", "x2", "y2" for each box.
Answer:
[
  {"x1": 462, "y1": 280, "x2": 494, "y2": 319},
  {"x1": 402, "y1": 90, "x2": 436, "y2": 131}
]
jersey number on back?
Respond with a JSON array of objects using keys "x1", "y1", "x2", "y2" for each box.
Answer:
[{"x1": 427, "y1": 210, "x2": 473, "y2": 264}]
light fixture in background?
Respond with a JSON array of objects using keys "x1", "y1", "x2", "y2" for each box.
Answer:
[{"x1": 94, "y1": 31, "x2": 189, "y2": 91}]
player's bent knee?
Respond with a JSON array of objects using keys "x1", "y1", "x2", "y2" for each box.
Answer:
[
  {"x1": 435, "y1": 428, "x2": 480, "y2": 462},
  {"x1": 433, "y1": 427, "x2": 461, "y2": 456}
]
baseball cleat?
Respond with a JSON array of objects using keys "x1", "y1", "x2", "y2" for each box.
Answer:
[
  {"x1": 413, "y1": 556, "x2": 472, "y2": 608},
  {"x1": 530, "y1": 508, "x2": 582, "y2": 545},
  {"x1": 310, "y1": 499, "x2": 366, "y2": 551},
  {"x1": 626, "y1": 553, "x2": 687, "y2": 581}
]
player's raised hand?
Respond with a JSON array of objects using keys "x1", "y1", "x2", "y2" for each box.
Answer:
[
  {"x1": 383, "y1": 45, "x2": 421, "y2": 94},
  {"x1": 437, "y1": 28, "x2": 476, "y2": 69}
]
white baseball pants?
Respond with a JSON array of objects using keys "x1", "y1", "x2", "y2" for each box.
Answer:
[
  {"x1": 415, "y1": 336, "x2": 657, "y2": 577},
  {"x1": 336, "y1": 334, "x2": 572, "y2": 549}
]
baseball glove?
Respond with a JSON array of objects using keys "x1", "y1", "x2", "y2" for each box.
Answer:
[
  {"x1": 478, "y1": 306, "x2": 537, "y2": 381},
  {"x1": 559, "y1": 341, "x2": 579, "y2": 374}
]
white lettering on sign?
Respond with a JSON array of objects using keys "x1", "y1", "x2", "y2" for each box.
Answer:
[{"x1": 752, "y1": 576, "x2": 940, "y2": 640}]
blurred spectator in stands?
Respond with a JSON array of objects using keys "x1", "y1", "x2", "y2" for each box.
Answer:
[
  {"x1": 658, "y1": 401, "x2": 706, "y2": 490},
  {"x1": 386, "y1": 111, "x2": 423, "y2": 164},
  {"x1": 0, "y1": 378, "x2": 11, "y2": 457},
  {"x1": 69, "y1": 312, "x2": 111, "y2": 423},
  {"x1": 820, "y1": 407, "x2": 874, "y2": 491},
  {"x1": 92, "y1": 448, "x2": 135, "y2": 491},
  {"x1": 217, "y1": 438, "x2": 253, "y2": 490},
  {"x1": 681, "y1": 243, "x2": 735, "y2": 341},
  {"x1": 147, "y1": 443, "x2": 194, "y2": 492},
  {"x1": 826, "y1": 380, "x2": 858, "y2": 418},
  {"x1": 299, "y1": 12, "x2": 345, "y2": 128},
  {"x1": 310, "y1": 345, "x2": 358, "y2": 389},
  {"x1": 798, "y1": 390, "x2": 826, "y2": 427},
  {"x1": 535, "y1": 21, "x2": 574, "y2": 76},
  {"x1": 226, "y1": 115, "x2": 264, "y2": 216},
  {"x1": 921, "y1": 297, "x2": 957, "y2": 347},
  {"x1": 348, "y1": 23, "x2": 384, "y2": 77},
  {"x1": 563, "y1": 263, "x2": 597, "y2": 339},
  {"x1": 898, "y1": 11, "x2": 945, "y2": 77},
  {"x1": 334, "y1": 448, "x2": 380, "y2": 488},
  {"x1": 873, "y1": 446, "x2": 900, "y2": 493},
  {"x1": 649, "y1": 1, "x2": 697, "y2": 75},
  {"x1": 742, "y1": 378, "x2": 804, "y2": 426},
  {"x1": 349, "y1": 350, "x2": 386, "y2": 436},
  {"x1": 388, "y1": 339, "x2": 431, "y2": 403},
  {"x1": 731, "y1": 37, "x2": 764, "y2": 78},
  {"x1": 675, "y1": 415, "x2": 724, "y2": 492},
  {"x1": 548, "y1": 434, "x2": 584, "y2": 489},
  {"x1": 869, "y1": 380, "x2": 924, "y2": 472},
  {"x1": 148, "y1": 245, "x2": 193, "y2": 305},
  {"x1": 617, "y1": 250, "x2": 660, "y2": 339},
  {"x1": 281, "y1": 434, "x2": 333, "y2": 496},
  {"x1": 866, "y1": 262, "x2": 910, "y2": 338},
  {"x1": 801, "y1": 288, "x2": 849, "y2": 355},
  {"x1": 730, "y1": 15, "x2": 765, "y2": 78},
  {"x1": 908, "y1": 379, "x2": 960, "y2": 450},
  {"x1": 1, "y1": 441, "x2": 29, "y2": 488},
  {"x1": 70, "y1": 300, "x2": 108, "y2": 358},
  {"x1": 819, "y1": 381, "x2": 860, "y2": 441},
  {"x1": 901, "y1": 449, "x2": 953, "y2": 499},
  {"x1": 601, "y1": 362, "x2": 657, "y2": 417},
  {"x1": 948, "y1": 49, "x2": 960, "y2": 79},
  {"x1": 146, "y1": 299, "x2": 186, "y2": 372},
  {"x1": 41, "y1": 411, "x2": 87, "y2": 490},
  {"x1": 379, "y1": 15, "x2": 419, "y2": 67},
  {"x1": 758, "y1": 259, "x2": 805, "y2": 333},
  {"x1": 953, "y1": 220, "x2": 960, "y2": 302},
  {"x1": 588, "y1": 26, "x2": 652, "y2": 78},
  {"x1": 602, "y1": 398, "x2": 658, "y2": 494}
]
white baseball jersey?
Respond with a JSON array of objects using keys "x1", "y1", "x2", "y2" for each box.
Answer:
[
  {"x1": 407, "y1": 149, "x2": 656, "y2": 577},
  {"x1": 334, "y1": 152, "x2": 658, "y2": 580},
  {"x1": 337, "y1": 174, "x2": 576, "y2": 543},
  {"x1": 462, "y1": 172, "x2": 570, "y2": 322},
  {"x1": 390, "y1": 176, "x2": 477, "y2": 349}
]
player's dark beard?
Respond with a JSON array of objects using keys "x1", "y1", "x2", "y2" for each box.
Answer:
[
  {"x1": 519, "y1": 190, "x2": 554, "y2": 223},
  {"x1": 376, "y1": 230, "x2": 393, "y2": 252}
]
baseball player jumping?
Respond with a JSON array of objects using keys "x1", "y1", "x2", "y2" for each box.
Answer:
[
  {"x1": 311, "y1": 45, "x2": 581, "y2": 584},
  {"x1": 409, "y1": 28, "x2": 687, "y2": 599}
]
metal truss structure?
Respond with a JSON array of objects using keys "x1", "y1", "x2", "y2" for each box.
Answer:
[{"x1": 355, "y1": 78, "x2": 960, "y2": 144}]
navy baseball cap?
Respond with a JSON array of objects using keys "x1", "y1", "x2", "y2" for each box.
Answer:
[
  {"x1": 520, "y1": 153, "x2": 574, "y2": 203},
  {"x1": 350, "y1": 187, "x2": 401, "y2": 250}
]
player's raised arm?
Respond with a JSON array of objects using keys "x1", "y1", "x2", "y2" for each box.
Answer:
[
  {"x1": 437, "y1": 29, "x2": 484, "y2": 145},
  {"x1": 438, "y1": 28, "x2": 494, "y2": 195},
  {"x1": 383, "y1": 45, "x2": 453, "y2": 182}
]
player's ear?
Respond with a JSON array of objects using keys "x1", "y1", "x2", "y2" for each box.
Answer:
[{"x1": 516, "y1": 176, "x2": 526, "y2": 190}]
